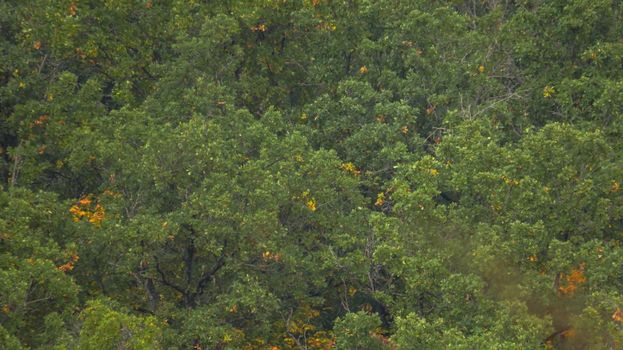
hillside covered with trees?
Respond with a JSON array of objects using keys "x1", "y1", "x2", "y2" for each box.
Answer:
[{"x1": 1, "y1": 1, "x2": 623, "y2": 349}]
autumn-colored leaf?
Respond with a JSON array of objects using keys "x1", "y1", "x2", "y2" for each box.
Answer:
[
  {"x1": 68, "y1": 2, "x2": 77, "y2": 16},
  {"x1": 613, "y1": 308, "x2": 623, "y2": 323}
]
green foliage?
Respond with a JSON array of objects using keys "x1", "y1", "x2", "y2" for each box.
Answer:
[
  {"x1": 1, "y1": 1, "x2": 622, "y2": 349},
  {"x1": 0, "y1": 189, "x2": 79, "y2": 349},
  {"x1": 78, "y1": 299, "x2": 162, "y2": 350},
  {"x1": 333, "y1": 312, "x2": 388, "y2": 350}
]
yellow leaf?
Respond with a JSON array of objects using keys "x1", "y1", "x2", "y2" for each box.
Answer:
[
  {"x1": 375, "y1": 193, "x2": 385, "y2": 206},
  {"x1": 611, "y1": 180, "x2": 620, "y2": 193},
  {"x1": 251, "y1": 23, "x2": 267, "y2": 32},
  {"x1": 306, "y1": 198, "x2": 317, "y2": 211},
  {"x1": 341, "y1": 162, "x2": 360, "y2": 176}
]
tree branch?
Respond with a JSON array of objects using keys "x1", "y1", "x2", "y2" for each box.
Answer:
[
  {"x1": 153, "y1": 255, "x2": 186, "y2": 296},
  {"x1": 193, "y1": 240, "x2": 228, "y2": 299}
]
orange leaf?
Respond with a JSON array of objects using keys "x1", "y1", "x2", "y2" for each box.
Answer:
[
  {"x1": 68, "y1": 3, "x2": 77, "y2": 16},
  {"x1": 613, "y1": 307, "x2": 623, "y2": 323}
]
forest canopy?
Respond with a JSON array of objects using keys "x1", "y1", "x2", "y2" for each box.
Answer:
[{"x1": 1, "y1": 1, "x2": 622, "y2": 349}]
